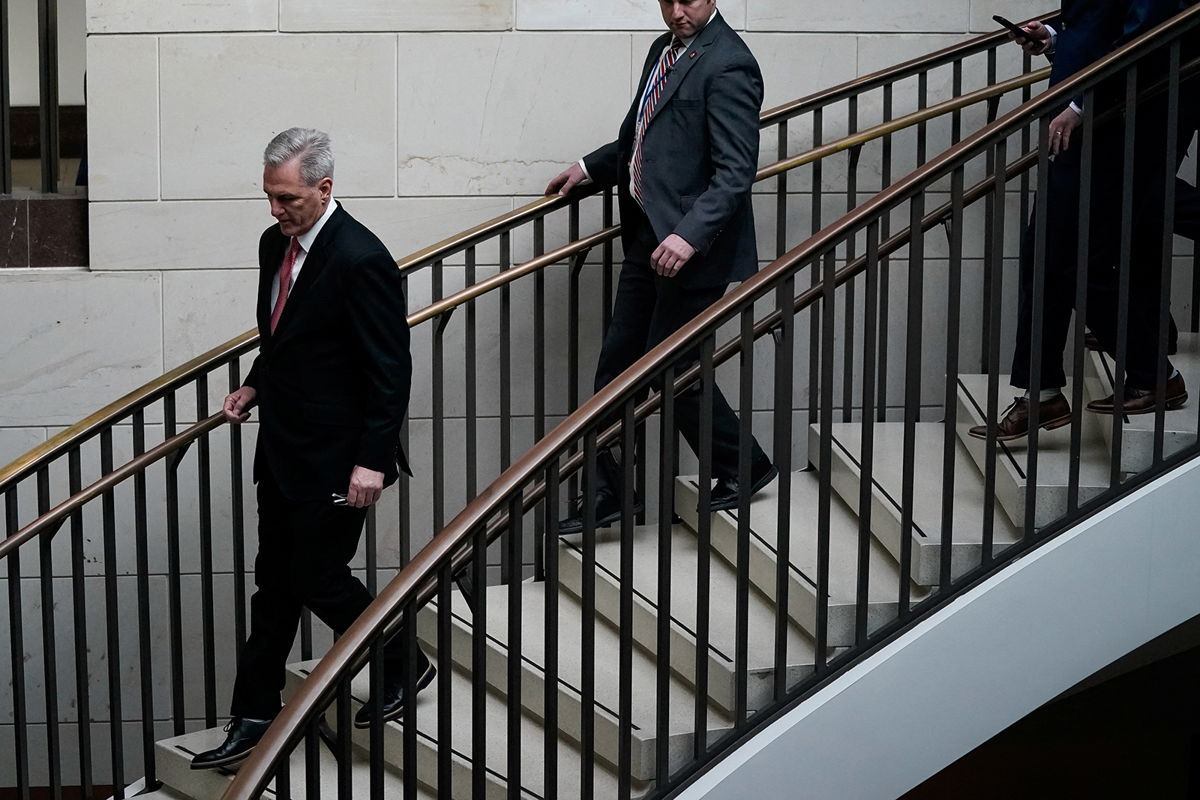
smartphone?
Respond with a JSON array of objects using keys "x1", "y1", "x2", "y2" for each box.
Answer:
[{"x1": 993, "y1": 14, "x2": 1029, "y2": 42}]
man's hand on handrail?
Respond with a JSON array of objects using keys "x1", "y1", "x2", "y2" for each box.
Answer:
[
  {"x1": 545, "y1": 162, "x2": 588, "y2": 196},
  {"x1": 223, "y1": 386, "x2": 257, "y2": 424}
]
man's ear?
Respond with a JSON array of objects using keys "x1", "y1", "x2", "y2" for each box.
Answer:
[{"x1": 317, "y1": 176, "x2": 334, "y2": 201}]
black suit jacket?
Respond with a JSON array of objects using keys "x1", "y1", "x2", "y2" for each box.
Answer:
[
  {"x1": 582, "y1": 11, "x2": 764, "y2": 289},
  {"x1": 244, "y1": 203, "x2": 412, "y2": 501}
]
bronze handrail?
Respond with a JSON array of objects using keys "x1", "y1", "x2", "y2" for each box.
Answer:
[
  {"x1": 0, "y1": 55, "x2": 1044, "y2": 501},
  {"x1": 225, "y1": 6, "x2": 1200, "y2": 796}
]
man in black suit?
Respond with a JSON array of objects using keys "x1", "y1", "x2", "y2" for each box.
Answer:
[
  {"x1": 546, "y1": 0, "x2": 776, "y2": 533},
  {"x1": 969, "y1": 0, "x2": 1198, "y2": 442},
  {"x1": 192, "y1": 128, "x2": 431, "y2": 770}
]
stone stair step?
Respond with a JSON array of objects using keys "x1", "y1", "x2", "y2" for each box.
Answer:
[
  {"x1": 421, "y1": 581, "x2": 730, "y2": 784},
  {"x1": 821, "y1": 421, "x2": 1021, "y2": 585},
  {"x1": 956, "y1": 374, "x2": 1113, "y2": 529},
  {"x1": 673, "y1": 470, "x2": 905, "y2": 646},
  {"x1": 556, "y1": 524, "x2": 817, "y2": 716}
]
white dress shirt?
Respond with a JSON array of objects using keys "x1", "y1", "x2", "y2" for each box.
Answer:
[{"x1": 270, "y1": 198, "x2": 339, "y2": 310}]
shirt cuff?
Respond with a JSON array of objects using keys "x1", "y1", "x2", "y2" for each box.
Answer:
[
  {"x1": 576, "y1": 159, "x2": 594, "y2": 186},
  {"x1": 1069, "y1": 101, "x2": 1083, "y2": 116},
  {"x1": 1045, "y1": 25, "x2": 1058, "y2": 54}
]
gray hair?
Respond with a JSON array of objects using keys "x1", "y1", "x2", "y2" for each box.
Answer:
[{"x1": 263, "y1": 127, "x2": 335, "y2": 186}]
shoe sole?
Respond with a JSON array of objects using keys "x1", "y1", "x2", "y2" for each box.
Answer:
[
  {"x1": 965, "y1": 412, "x2": 1073, "y2": 442},
  {"x1": 706, "y1": 465, "x2": 780, "y2": 513},
  {"x1": 190, "y1": 747, "x2": 255, "y2": 771},
  {"x1": 1087, "y1": 392, "x2": 1188, "y2": 416},
  {"x1": 353, "y1": 662, "x2": 438, "y2": 729},
  {"x1": 557, "y1": 504, "x2": 646, "y2": 536}
]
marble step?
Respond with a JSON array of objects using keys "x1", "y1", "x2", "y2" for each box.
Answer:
[
  {"x1": 421, "y1": 581, "x2": 730, "y2": 784},
  {"x1": 154, "y1": 720, "x2": 435, "y2": 800},
  {"x1": 673, "y1": 470, "x2": 905, "y2": 646},
  {"x1": 1086, "y1": 332, "x2": 1200, "y2": 474},
  {"x1": 819, "y1": 421, "x2": 1022, "y2": 586},
  {"x1": 286, "y1": 657, "x2": 624, "y2": 800},
  {"x1": 956, "y1": 374, "x2": 1113, "y2": 529},
  {"x1": 556, "y1": 524, "x2": 817, "y2": 716}
]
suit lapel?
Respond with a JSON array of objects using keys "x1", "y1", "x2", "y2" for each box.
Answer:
[
  {"x1": 271, "y1": 205, "x2": 344, "y2": 341},
  {"x1": 651, "y1": 12, "x2": 726, "y2": 120}
]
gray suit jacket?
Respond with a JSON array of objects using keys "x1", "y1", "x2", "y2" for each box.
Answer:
[{"x1": 583, "y1": 12, "x2": 764, "y2": 289}]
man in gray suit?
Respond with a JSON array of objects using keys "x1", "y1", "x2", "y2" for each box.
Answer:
[{"x1": 547, "y1": 0, "x2": 776, "y2": 533}]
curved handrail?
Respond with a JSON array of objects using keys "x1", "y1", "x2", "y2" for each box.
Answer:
[
  {"x1": 225, "y1": 5, "x2": 1200, "y2": 797},
  {"x1": 0, "y1": 53, "x2": 1046, "y2": 505}
]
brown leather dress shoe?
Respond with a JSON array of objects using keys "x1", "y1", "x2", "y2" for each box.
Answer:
[
  {"x1": 967, "y1": 393, "x2": 1072, "y2": 442},
  {"x1": 1085, "y1": 372, "x2": 1188, "y2": 415}
]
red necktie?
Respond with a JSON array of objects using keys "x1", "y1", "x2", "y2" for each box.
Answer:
[{"x1": 269, "y1": 237, "x2": 301, "y2": 334}]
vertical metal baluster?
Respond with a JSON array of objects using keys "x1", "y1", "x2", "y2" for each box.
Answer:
[
  {"x1": 568, "y1": 207, "x2": 584, "y2": 503},
  {"x1": 466, "y1": 246, "x2": 479, "y2": 503},
  {"x1": 368, "y1": 640, "x2": 384, "y2": 800},
  {"x1": 402, "y1": 608, "x2": 419, "y2": 800},
  {"x1": 1152, "y1": 43, "x2": 1181, "y2": 466},
  {"x1": 655, "y1": 366, "x2": 677, "y2": 778},
  {"x1": 275, "y1": 744, "x2": 291, "y2": 800},
  {"x1": 399, "y1": 272, "x2": 412, "y2": 570},
  {"x1": 982, "y1": 141, "x2": 1009, "y2": 564},
  {"x1": 981, "y1": 52, "x2": 999, "y2": 374},
  {"x1": 771, "y1": 278, "x2": 795, "y2": 695},
  {"x1": 1110, "y1": 69, "x2": 1139, "y2": 485},
  {"x1": 916, "y1": 71, "x2": 928, "y2": 167},
  {"x1": 777, "y1": 120, "x2": 789, "y2": 259},
  {"x1": 580, "y1": 432, "x2": 598, "y2": 800},
  {"x1": 100, "y1": 429, "x2": 125, "y2": 796},
  {"x1": 5, "y1": 487, "x2": 29, "y2": 800},
  {"x1": 507, "y1": 494, "x2": 523, "y2": 799},
  {"x1": 0, "y1": 0, "x2": 11, "y2": 194},
  {"x1": 940, "y1": 169, "x2": 965, "y2": 589},
  {"x1": 68, "y1": 448, "x2": 93, "y2": 798},
  {"x1": 810, "y1": 108, "x2": 824, "y2": 427},
  {"x1": 843, "y1": 97, "x2": 860, "y2": 424},
  {"x1": 1019, "y1": 54, "x2": 1033, "y2": 239},
  {"x1": 37, "y1": 0, "x2": 58, "y2": 192},
  {"x1": 878, "y1": 84, "x2": 894, "y2": 421},
  {"x1": 229, "y1": 361, "x2": 248, "y2": 646},
  {"x1": 471, "y1": 528, "x2": 488, "y2": 799},
  {"x1": 693, "y1": 339, "x2": 715, "y2": 756},
  {"x1": 438, "y1": 566, "x2": 454, "y2": 799},
  {"x1": 433, "y1": 260, "x2": 446, "y2": 536},
  {"x1": 899, "y1": 196, "x2": 925, "y2": 613},
  {"x1": 856, "y1": 225, "x2": 880, "y2": 644},
  {"x1": 602, "y1": 188, "x2": 615, "y2": 333},
  {"x1": 336, "y1": 678, "x2": 352, "y2": 800},
  {"x1": 1026, "y1": 120, "x2": 1052, "y2": 535},
  {"x1": 951, "y1": 59, "x2": 963, "y2": 145},
  {"x1": 304, "y1": 713, "x2": 319, "y2": 800},
  {"x1": 534, "y1": 218, "x2": 548, "y2": 580},
  {"x1": 131, "y1": 411, "x2": 156, "y2": 786},
  {"x1": 197, "y1": 377, "x2": 217, "y2": 725},
  {"x1": 501, "y1": 234, "x2": 513, "y2": 586},
  {"x1": 164, "y1": 394, "x2": 186, "y2": 733},
  {"x1": 543, "y1": 461, "x2": 561, "y2": 800},
  {"x1": 36, "y1": 468, "x2": 63, "y2": 800},
  {"x1": 734, "y1": 308, "x2": 754, "y2": 721},
  {"x1": 618, "y1": 400, "x2": 635, "y2": 800},
  {"x1": 816, "y1": 252, "x2": 836, "y2": 669},
  {"x1": 1069, "y1": 89, "x2": 1097, "y2": 513}
]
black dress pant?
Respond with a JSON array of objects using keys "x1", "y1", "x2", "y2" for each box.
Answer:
[
  {"x1": 230, "y1": 461, "x2": 404, "y2": 719},
  {"x1": 1011, "y1": 78, "x2": 1200, "y2": 392},
  {"x1": 591, "y1": 209, "x2": 769, "y2": 495}
]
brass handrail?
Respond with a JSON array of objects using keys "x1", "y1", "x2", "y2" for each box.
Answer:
[
  {"x1": 0, "y1": 25, "x2": 1049, "y2": 499},
  {"x1": 225, "y1": 6, "x2": 1200, "y2": 796}
]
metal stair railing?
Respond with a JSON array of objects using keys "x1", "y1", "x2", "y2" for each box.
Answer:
[
  {"x1": 0, "y1": 18, "x2": 1056, "y2": 800},
  {"x1": 225, "y1": 7, "x2": 1200, "y2": 800}
]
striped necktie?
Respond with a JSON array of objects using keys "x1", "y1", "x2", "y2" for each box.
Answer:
[{"x1": 631, "y1": 36, "x2": 683, "y2": 209}]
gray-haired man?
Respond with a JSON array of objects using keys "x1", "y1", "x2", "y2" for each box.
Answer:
[{"x1": 192, "y1": 128, "x2": 431, "y2": 769}]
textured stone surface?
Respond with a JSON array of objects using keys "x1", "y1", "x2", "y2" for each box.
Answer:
[
  {"x1": 282, "y1": 0, "x2": 512, "y2": 31},
  {"x1": 518, "y1": 0, "x2": 746, "y2": 31},
  {"x1": 0, "y1": 271, "x2": 162, "y2": 427},
  {"x1": 28, "y1": 196, "x2": 89, "y2": 267},
  {"x1": 395, "y1": 33, "x2": 633, "y2": 196},
  {"x1": 749, "y1": 0, "x2": 969, "y2": 32},
  {"x1": 158, "y1": 35, "x2": 397, "y2": 200},
  {"x1": 86, "y1": 35, "x2": 159, "y2": 201},
  {"x1": 0, "y1": 197, "x2": 30, "y2": 268},
  {"x1": 87, "y1": 0, "x2": 277, "y2": 33}
]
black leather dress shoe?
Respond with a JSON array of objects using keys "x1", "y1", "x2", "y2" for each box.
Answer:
[
  {"x1": 706, "y1": 462, "x2": 779, "y2": 513},
  {"x1": 557, "y1": 491, "x2": 644, "y2": 536},
  {"x1": 190, "y1": 717, "x2": 273, "y2": 770},
  {"x1": 354, "y1": 650, "x2": 437, "y2": 728}
]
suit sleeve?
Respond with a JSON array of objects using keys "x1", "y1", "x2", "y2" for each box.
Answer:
[
  {"x1": 582, "y1": 139, "x2": 622, "y2": 189},
  {"x1": 673, "y1": 57, "x2": 764, "y2": 255},
  {"x1": 344, "y1": 251, "x2": 412, "y2": 473}
]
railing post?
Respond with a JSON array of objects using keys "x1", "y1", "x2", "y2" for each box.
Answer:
[{"x1": 37, "y1": 0, "x2": 59, "y2": 192}]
